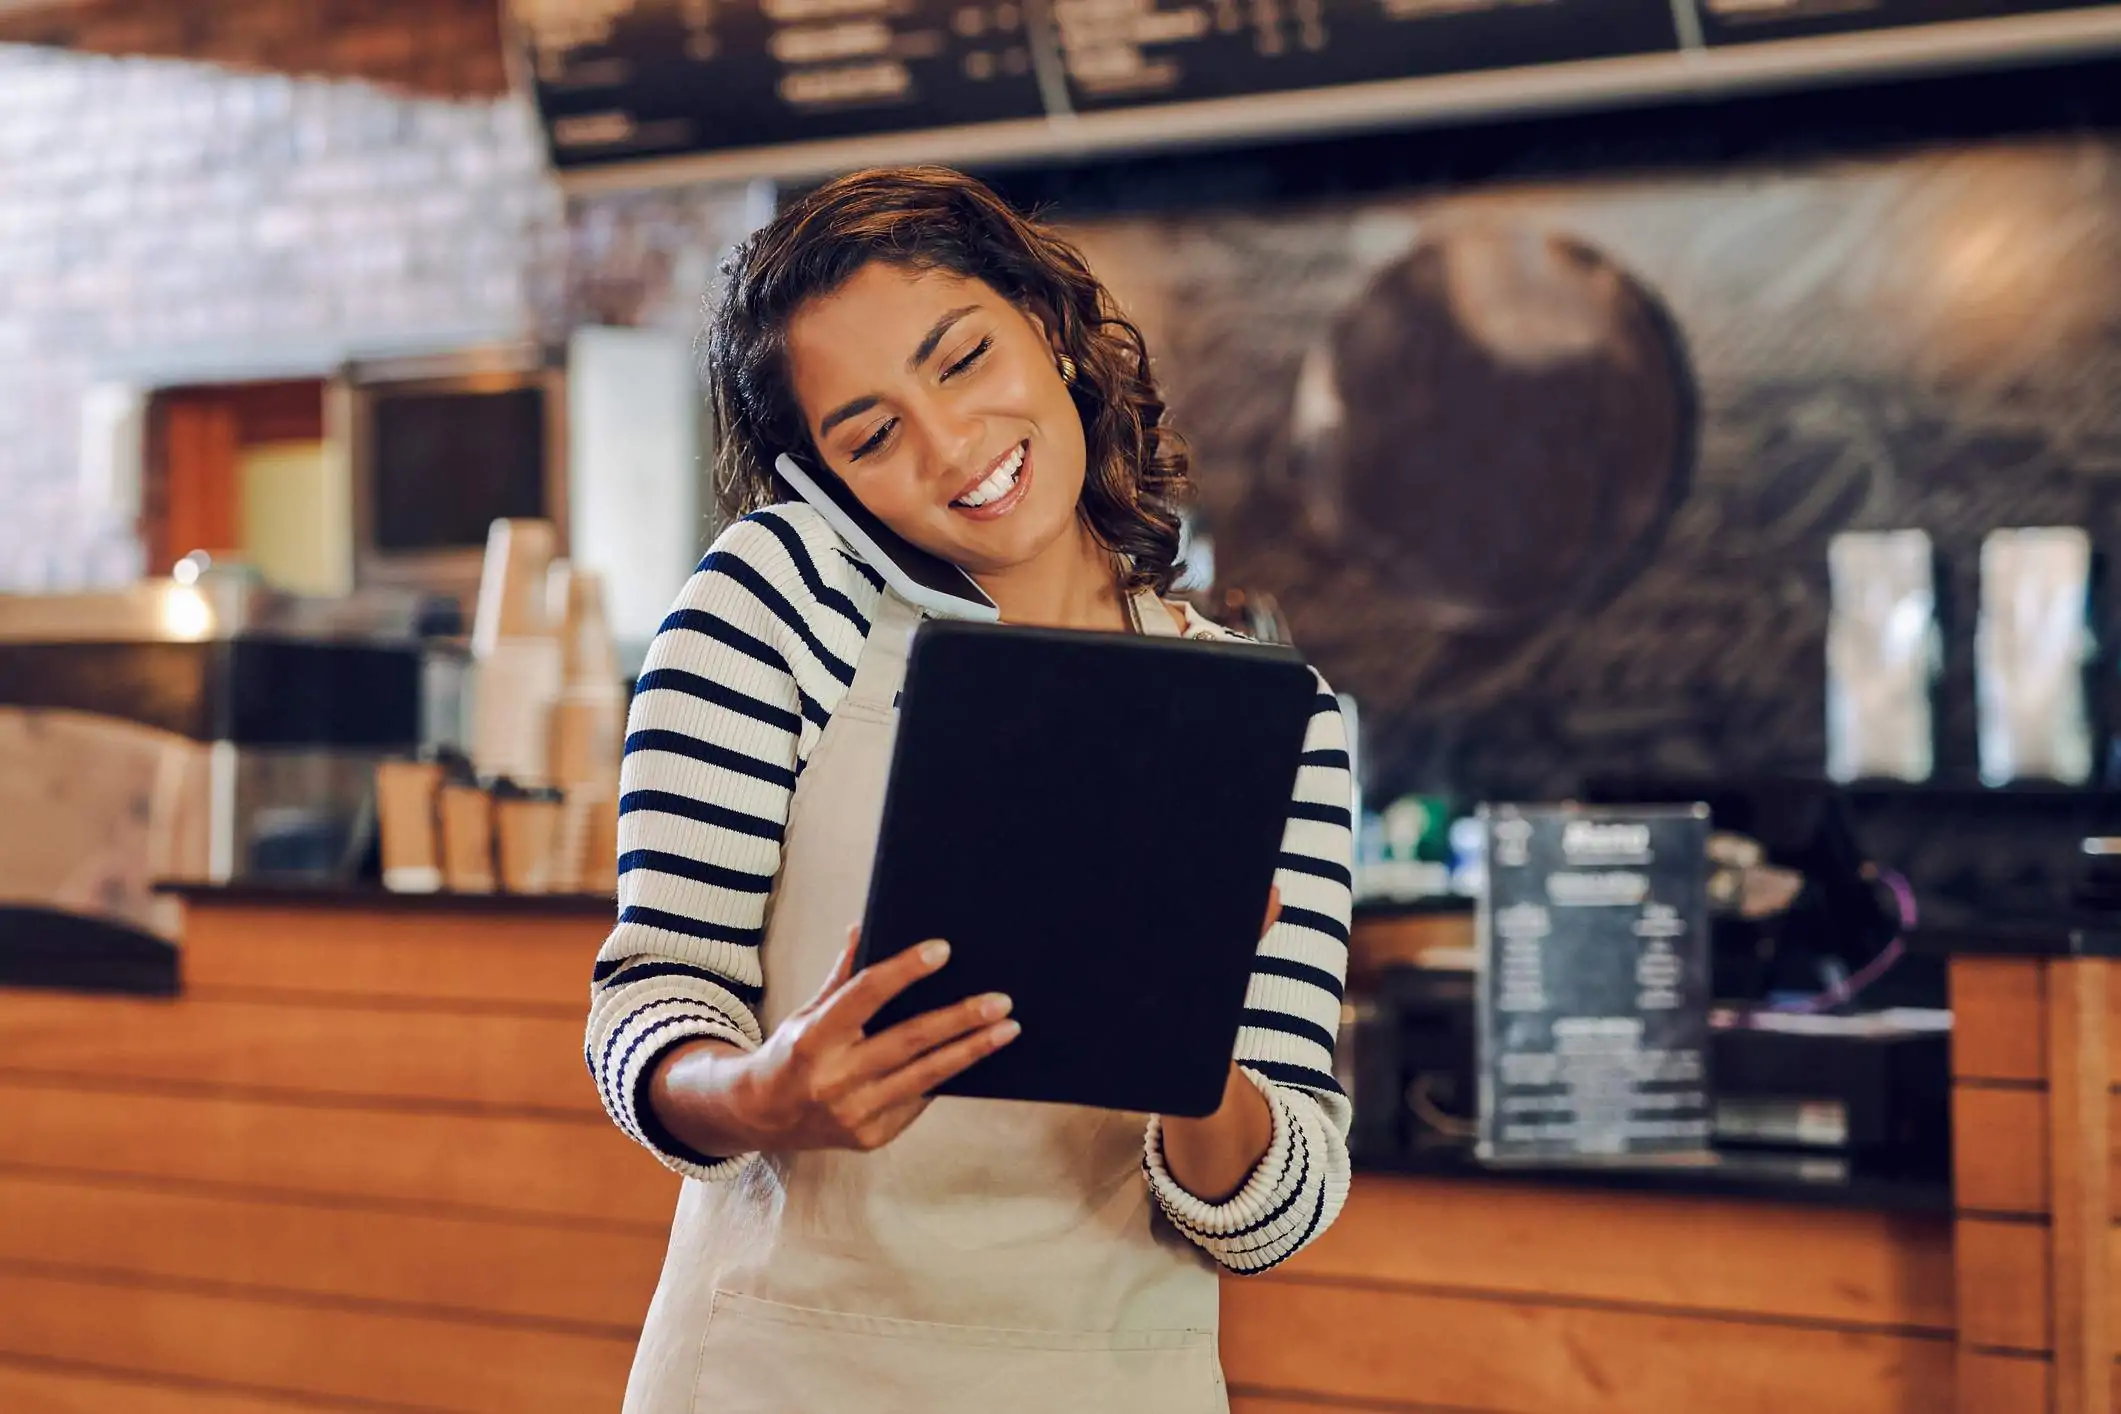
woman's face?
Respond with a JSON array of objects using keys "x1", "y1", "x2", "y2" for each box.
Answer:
[{"x1": 785, "y1": 261, "x2": 1090, "y2": 578}]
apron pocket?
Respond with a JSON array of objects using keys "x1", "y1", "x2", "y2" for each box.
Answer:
[{"x1": 690, "y1": 1290, "x2": 1223, "y2": 1414}]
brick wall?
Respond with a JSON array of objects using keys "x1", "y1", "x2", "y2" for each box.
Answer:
[
  {"x1": 0, "y1": 0, "x2": 508, "y2": 98},
  {"x1": 0, "y1": 40, "x2": 754, "y2": 591}
]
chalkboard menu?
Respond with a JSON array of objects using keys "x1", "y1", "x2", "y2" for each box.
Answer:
[
  {"x1": 517, "y1": 0, "x2": 2121, "y2": 179},
  {"x1": 522, "y1": 0, "x2": 1049, "y2": 162},
  {"x1": 1048, "y1": 0, "x2": 1677, "y2": 111},
  {"x1": 1475, "y1": 803, "x2": 1713, "y2": 1163},
  {"x1": 1695, "y1": 0, "x2": 2116, "y2": 46}
]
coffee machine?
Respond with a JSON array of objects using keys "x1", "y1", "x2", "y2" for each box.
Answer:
[{"x1": 0, "y1": 570, "x2": 440, "y2": 993}]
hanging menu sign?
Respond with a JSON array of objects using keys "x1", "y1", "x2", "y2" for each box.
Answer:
[
  {"x1": 1475, "y1": 803, "x2": 1713, "y2": 1164},
  {"x1": 1696, "y1": 0, "x2": 2115, "y2": 45},
  {"x1": 521, "y1": 0, "x2": 1050, "y2": 168},
  {"x1": 1049, "y1": 0, "x2": 1679, "y2": 110},
  {"x1": 518, "y1": 0, "x2": 2121, "y2": 178}
]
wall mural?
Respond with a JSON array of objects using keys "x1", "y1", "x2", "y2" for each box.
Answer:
[{"x1": 1064, "y1": 137, "x2": 2121, "y2": 803}]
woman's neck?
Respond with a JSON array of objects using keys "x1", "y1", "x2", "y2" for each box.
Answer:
[{"x1": 971, "y1": 519, "x2": 1129, "y2": 631}]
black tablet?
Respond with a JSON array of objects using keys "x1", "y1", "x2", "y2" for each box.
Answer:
[{"x1": 853, "y1": 617, "x2": 1319, "y2": 1118}]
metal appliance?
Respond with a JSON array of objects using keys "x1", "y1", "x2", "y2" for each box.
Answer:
[{"x1": 0, "y1": 568, "x2": 443, "y2": 992}]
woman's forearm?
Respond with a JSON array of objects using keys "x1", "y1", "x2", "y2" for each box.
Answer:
[
  {"x1": 654, "y1": 1033, "x2": 1277, "y2": 1193},
  {"x1": 1160, "y1": 1063, "x2": 1274, "y2": 1204}
]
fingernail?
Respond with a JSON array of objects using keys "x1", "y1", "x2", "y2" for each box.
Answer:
[
  {"x1": 980, "y1": 993, "x2": 1012, "y2": 1020},
  {"x1": 992, "y1": 1019, "x2": 1021, "y2": 1042},
  {"x1": 920, "y1": 940, "x2": 950, "y2": 966}
]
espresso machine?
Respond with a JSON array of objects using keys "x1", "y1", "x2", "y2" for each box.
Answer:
[{"x1": 0, "y1": 568, "x2": 445, "y2": 992}]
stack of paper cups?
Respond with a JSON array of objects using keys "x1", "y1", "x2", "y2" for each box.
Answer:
[
  {"x1": 469, "y1": 518, "x2": 563, "y2": 789},
  {"x1": 546, "y1": 563, "x2": 626, "y2": 893},
  {"x1": 375, "y1": 758, "x2": 445, "y2": 894}
]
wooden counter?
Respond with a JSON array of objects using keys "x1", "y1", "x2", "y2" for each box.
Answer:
[
  {"x1": 0, "y1": 886, "x2": 671, "y2": 1412},
  {"x1": 0, "y1": 888, "x2": 2098, "y2": 1412}
]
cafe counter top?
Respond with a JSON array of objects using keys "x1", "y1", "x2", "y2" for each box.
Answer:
[
  {"x1": 152, "y1": 877, "x2": 619, "y2": 915},
  {"x1": 0, "y1": 886, "x2": 2099, "y2": 1413},
  {"x1": 0, "y1": 882, "x2": 619, "y2": 996},
  {"x1": 1359, "y1": 1142, "x2": 1953, "y2": 1213},
  {"x1": 1911, "y1": 917, "x2": 2121, "y2": 958}
]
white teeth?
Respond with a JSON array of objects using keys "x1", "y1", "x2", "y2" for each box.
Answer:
[{"x1": 953, "y1": 445, "x2": 1025, "y2": 509}]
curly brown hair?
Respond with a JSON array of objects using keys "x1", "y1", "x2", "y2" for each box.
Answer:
[{"x1": 702, "y1": 166, "x2": 1191, "y2": 594}]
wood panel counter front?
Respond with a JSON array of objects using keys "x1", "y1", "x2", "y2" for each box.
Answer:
[{"x1": 0, "y1": 887, "x2": 2059, "y2": 1412}]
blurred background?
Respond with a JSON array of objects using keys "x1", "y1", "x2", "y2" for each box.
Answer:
[{"x1": 4, "y1": 2, "x2": 2121, "y2": 1412}]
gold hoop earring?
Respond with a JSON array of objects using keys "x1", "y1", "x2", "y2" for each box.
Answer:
[{"x1": 1057, "y1": 354, "x2": 1077, "y2": 384}]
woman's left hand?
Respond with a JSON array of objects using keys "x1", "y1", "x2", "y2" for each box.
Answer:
[{"x1": 1157, "y1": 888, "x2": 1281, "y2": 1204}]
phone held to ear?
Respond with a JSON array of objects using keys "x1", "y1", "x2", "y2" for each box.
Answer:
[{"x1": 775, "y1": 453, "x2": 1001, "y2": 622}]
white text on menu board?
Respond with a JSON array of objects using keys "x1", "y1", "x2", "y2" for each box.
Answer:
[
  {"x1": 1053, "y1": 0, "x2": 1329, "y2": 95},
  {"x1": 766, "y1": 0, "x2": 1033, "y2": 107}
]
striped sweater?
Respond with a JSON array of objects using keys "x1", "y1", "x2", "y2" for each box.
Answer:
[{"x1": 585, "y1": 503, "x2": 1354, "y2": 1274}]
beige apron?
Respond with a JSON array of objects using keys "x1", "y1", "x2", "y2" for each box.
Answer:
[{"x1": 623, "y1": 589, "x2": 1226, "y2": 1414}]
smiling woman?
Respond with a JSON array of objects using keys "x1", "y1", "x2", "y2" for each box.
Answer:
[
  {"x1": 705, "y1": 166, "x2": 1191, "y2": 626},
  {"x1": 585, "y1": 167, "x2": 1355, "y2": 1414},
  {"x1": 792, "y1": 268, "x2": 1080, "y2": 589}
]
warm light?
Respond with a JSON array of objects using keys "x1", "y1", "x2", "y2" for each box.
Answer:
[
  {"x1": 1932, "y1": 214, "x2": 2033, "y2": 309},
  {"x1": 1895, "y1": 152, "x2": 2110, "y2": 373},
  {"x1": 160, "y1": 586, "x2": 215, "y2": 641},
  {"x1": 1441, "y1": 231, "x2": 1616, "y2": 369}
]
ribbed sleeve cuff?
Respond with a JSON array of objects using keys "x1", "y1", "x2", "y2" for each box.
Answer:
[
  {"x1": 592, "y1": 995, "x2": 759, "y2": 1182},
  {"x1": 1142, "y1": 1066, "x2": 1311, "y2": 1253}
]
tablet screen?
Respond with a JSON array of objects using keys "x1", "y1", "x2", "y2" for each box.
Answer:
[{"x1": 855, "y1": 620, "x2": 1317, "y2": 1118}]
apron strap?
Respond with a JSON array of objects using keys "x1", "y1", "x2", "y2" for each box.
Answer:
[
  {"x1": 849, "y1": 588, "x2": 1172, "y2": 721},
  {"x1": 1129, "y1": 587, "x2": 1183, "y2": 638},
  {"x1": 843, "y1": 590, "x2": 925, "y2": 716}
]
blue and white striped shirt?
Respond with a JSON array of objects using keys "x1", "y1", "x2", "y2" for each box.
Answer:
[{"x1": 585, "y1": 502, "x2": 1354, "y2": 1274}]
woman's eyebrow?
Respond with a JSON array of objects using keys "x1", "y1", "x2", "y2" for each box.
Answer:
[
  {"x1": 818, "y1": 395, "x2": 878, "y2": 440},
  {"x1": 908, "y1": 305, "x2": 981, "y2": 371},
  {"x1": 816, "y1": 304, "x2": 984, "y2": 439}
]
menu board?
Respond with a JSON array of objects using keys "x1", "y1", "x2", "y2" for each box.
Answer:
[
  {"x1": 521, "y1": 0, "x2": 1049, "y2": 167},
  {"x1": 517, "y1": 0, "x2": 2121, "y2": 176},
  {"x1": 1048, "y1": 0, "x2": 1678, "y2": 110},
  {"x1": 1695, "y1": 0, "x2": 2117, "y2": 45},
  {"x1": 1475, "y1": 804, "x2": 1713, "y2": 1164}
]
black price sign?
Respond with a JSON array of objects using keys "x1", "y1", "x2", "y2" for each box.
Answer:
[
  {"x1": 523, "y1": 0, "x2": 1050, "y2": 169},
  {"x1": 1051, "y1": 0, "x2": 1680, "y2": 111},
  {"x1": 1694, "y1": 0, "x2": 2114, "y2": 45},
  {"x1": 1475, "y1": 804, "x2": 1712, "y2": 1164},
  {"x1": 516, "y1": 0, "x2": 2121, "y2": 179},
  {"x1": 517, "y1": 0, "x2": 1683, "y2": 170}
]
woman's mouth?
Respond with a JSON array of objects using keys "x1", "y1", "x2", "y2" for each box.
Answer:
[{"x1": 950, "y1": 442, "x2": 1030, "y2": 521}]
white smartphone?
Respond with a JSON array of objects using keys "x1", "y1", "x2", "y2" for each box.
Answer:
[{"x1": 774, "y1": 452, "x2": 1001, "y2": 622}]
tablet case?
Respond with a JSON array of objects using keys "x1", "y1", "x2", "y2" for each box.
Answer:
[{"x1": 854, "y1": 617, "x2": 1319, "y2": 1118}]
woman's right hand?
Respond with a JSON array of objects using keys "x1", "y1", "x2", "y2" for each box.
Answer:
[{"x1": 730, "y1": 931, "x2": 1019, "y2": 1153}]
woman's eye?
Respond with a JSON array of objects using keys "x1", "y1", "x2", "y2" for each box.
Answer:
[
  {"x1": 850, "y1": 419, "x2": 896, "y2": 461},
  {"x1": 940, "y1": 336, "x2": 992, "y2": 382}
]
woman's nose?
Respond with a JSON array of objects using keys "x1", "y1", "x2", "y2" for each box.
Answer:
[{"x1": 916, "y1": 398, "x2": 984, "y2": 483}]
